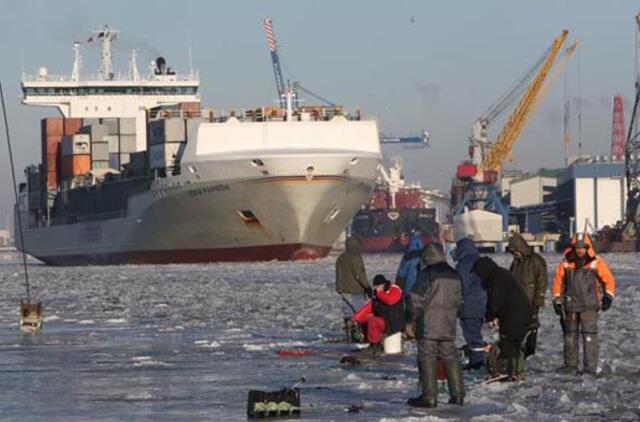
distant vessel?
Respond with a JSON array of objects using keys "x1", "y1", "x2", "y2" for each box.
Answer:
[
  {"x1": 349, "y1": 159, "x2": 444, "y2": 253},
  {"x1": 15, "y1": 26, "x2": 381, "y2": 265}
]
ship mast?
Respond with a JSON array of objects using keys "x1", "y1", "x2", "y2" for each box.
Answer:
[
  {"x1": 88, "y1": 25, "x2": 119, "y2": 80},
  {"x1": 71, "y1": 42, "x2": 81, "y2": 82}
]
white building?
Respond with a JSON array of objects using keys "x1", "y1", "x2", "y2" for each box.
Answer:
[{"x1": 510, "y1": 173, "x2": 558, "y2": 207}]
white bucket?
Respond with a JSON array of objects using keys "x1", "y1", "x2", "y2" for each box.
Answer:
[{"x1": 383, "y1": 332, "x2": 402, "y2": 354}]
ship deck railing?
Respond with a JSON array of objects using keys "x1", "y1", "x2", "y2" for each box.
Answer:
[
  {"x1": 21, "y1": 71, "x2": 199, "y2": 84},
  {"x1": 149, "y1": 105, "x2": 363, "y2": 122}
]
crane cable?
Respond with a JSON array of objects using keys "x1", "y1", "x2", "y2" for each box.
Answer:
[{"x1": 0, "y1": 81, "x2": 31, "y2": 301}]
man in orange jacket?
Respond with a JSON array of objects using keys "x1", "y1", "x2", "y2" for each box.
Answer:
[{"x1": 552, "y1": 235, "x2": 615, "y2": 376}]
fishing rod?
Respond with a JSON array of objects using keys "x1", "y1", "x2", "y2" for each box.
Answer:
[
  {"x1": 0, "y1": 81, "x2": 31, "y2": 300},
  {"x1": 1, "y1": 81, "x2": 42, "y2": 333}
]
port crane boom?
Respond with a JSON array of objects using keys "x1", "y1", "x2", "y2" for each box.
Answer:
[
  {"x1": 480, "y1": 30, "x2": 569, "y2": 172},
  {"x1": 263, "y1": 17, "x2": 288, "y2": 108}
]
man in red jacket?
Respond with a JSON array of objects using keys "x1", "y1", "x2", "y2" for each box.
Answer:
[{"x1": 353, "y1": 274, "x2": 405, "y2": 348}]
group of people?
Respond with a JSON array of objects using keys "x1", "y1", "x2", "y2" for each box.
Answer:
[{"x1": 335, "y1": 232, "x2": 616, "y2": 409}]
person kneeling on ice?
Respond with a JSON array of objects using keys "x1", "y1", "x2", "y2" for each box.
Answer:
[
  {"x1": 352, "y1": 275, "x2": 405, "y2": 352},
  {"x1": 472, "y1": 257, "x2": 534, "y2": 381},
  {"x1": 407, "y1": 243, "x2": 464, "y2": 408}
]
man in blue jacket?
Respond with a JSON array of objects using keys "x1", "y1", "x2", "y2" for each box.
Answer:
[
  {"x1": 396, "y1": 232, "x2": 424, "y2": 299},
  {"x1": 453, "y1": 238, "x2": 487, "y2": 370}
]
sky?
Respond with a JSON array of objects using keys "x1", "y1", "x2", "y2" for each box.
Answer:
[{"x1": 0, "y1": 0, "x2": 639, "y2": 228}]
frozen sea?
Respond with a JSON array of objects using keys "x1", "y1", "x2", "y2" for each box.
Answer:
[{"x1": 0, "y1": 253, "x2": 638, "y2": 421}]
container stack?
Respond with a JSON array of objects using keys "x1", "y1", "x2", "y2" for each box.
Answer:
[
  {"x1": 41, "y1": 117, "x2": 63, "y2": 190},
  {"x1": 61, "y1": 134, "x2": 91, "y2": 178},
  {"x1": 148, "y1": 118, "x2": 187, "y2": 170}
]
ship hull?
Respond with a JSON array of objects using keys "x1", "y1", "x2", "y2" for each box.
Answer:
[{"x1": 18, "y1": 154, "x2": 378, "y2": 265}]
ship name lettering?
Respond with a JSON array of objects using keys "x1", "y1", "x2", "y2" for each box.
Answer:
[{"x1": 187, "y1": 184, "x2": 231, "y2": 196}]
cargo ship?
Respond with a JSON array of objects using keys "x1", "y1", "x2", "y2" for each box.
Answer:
[
  {"x1": 349, "y1": 159, "x2": 445, "y2": 252},
  {"x1": 14, "y1": 26, "x2": 381, "y2": 265}
]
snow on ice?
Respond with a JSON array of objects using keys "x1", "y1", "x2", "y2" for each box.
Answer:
[{"x1": 0, "y1": 253, "x2": 638, "y2": 421}]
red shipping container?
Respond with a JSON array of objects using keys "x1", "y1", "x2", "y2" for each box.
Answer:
[
  {"x1": 63, "y1": 118, "x2": 83, "y2": 135},
  {"x1": 45, "y1": 153, "x2": 58, "y2": 172},
  {"x1": 41, "y1": 135, "x2": 62, "y2": 156},
  {"x1": 61, "y1": 154, "x2": 90, "y2": 177},
  {"x1": 41, "y1": 117, "x2": 63, "y2": 137},
  {"x1": 46, "y1": 171, "x2": 58, "y2": 189}
]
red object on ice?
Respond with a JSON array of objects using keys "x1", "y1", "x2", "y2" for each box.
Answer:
[
  {"x1": 352, "y1": 301, "x2": 372, "y2": 324},
  {"x1": 276, "y1": 349, "x2": 319, "y2": 357}
]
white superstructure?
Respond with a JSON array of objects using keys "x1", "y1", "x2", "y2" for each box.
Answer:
[{"x1": 21, "y1": 25, "x2": 199, "y2": 151}]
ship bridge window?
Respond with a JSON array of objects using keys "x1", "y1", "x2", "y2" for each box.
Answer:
[{"x1": 238, "y1": 210, "x2": 259, "y2": 224}]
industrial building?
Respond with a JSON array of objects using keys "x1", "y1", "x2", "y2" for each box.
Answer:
[{"x1": 509, "y1": 157, "x2": 627, "y2": 235}]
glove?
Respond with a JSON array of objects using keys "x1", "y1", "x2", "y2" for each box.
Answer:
[
  {"x1": 365, "y1": 287, "x2": 373, "y2": 298},
  {"x1": 552, "y1": 298, "x2": 563, "y2": 316},
  {"x1": 601, "y1": 293, "x2": 613, "y2": 311}
]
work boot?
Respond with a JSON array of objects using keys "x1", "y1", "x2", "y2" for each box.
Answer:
[
  {"x1": 444, "y1": 360, "x2": 465, "y2": 406},
  {"x1": 408, "y1": 359, "x2": 438, "y2": 408},
  {"x1": 556, "y1": 365, "x2": 578, "y2": 375},
  {"x1": 506, "y1": 358, "x2": 520, "y2": 381}
]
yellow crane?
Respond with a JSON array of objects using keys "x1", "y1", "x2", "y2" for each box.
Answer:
[{"x1": 479, "y1": 30, "x2": 569, "y2": 172}]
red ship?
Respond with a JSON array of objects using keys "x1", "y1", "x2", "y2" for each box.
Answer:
[{"x1": 349, "y1": 159, "x2": 441, "y2": 252}]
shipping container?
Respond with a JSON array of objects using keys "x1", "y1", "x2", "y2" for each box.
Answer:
[
  {"x1": 119, "y1": 134, "x2": 137, "y2": 153},
  {"x1": 46, "y1": 171, "x2": 58, "y2": 190},
  {"x1": 103, "y1": 118, "x2": 119, "y2": 135},
  {"x1": 91, "y1": 142, "x2": 109, "y2": 161},
  {"x1": 62, "y1": 134, "x2": 91, "y2": 156},
  {"x1": 108, "y1": 153, "x2": 120, "y2": 170},
  {"x1": 148, "y1": 119, "x2": 186, "y2": 145},
  {"x1": 119, "y1": 118, "x2": 137, "y2": 135},
  {"x1": 104, "y1": 135, "x2": 119, "y2": 153},
  {"x1": 63, "y1": 118, "x2": 83, "y2": 136},
  {"x1": 61, "y1": 155, "x2": 90, "y2": 177},
  {"x1": 80, "y1": 123, "x2": 109, "y2": 144},
  {"x1": 149, "y1": 142, "x2": 185, "y2": 169},
  {"x1": 41, "y1": 117, "x2": 63, "y2": 137},
  {"x1": 120, "y1": 153, "x2": 131, "y2": 166},
  {"x1": 42, "y1": 135, "x2": 62, "y2": 157},
  {"x1": 45, "y1": 153, "x2": 58, "y2": 172},
  {"x1": 128, "y1": 151, "x2": 148, "y2": 175}
]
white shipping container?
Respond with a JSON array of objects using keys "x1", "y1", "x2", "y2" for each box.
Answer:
[
  {"x1": 120, "y1": 153, "x2": 131, "y2": 166},
  {"x1": 148, "y1": 119, "x2": 186, "y2": 145},
  {"x1": 92, "y1": 142, "x2": 109, "y2": 160},
  {"x1": 119, "y1": 135, "x2": 137, "y2": 153},
  {"x1": 104, "y1": 135, "x2": 119, "y2": 153},
  {"x1": 119, "y1": 118, "x2": 137, "y2": 135},
  {"x1": 80, "y1": 124, "x2": 109, "y2": 144},
  {"x1": 61, "y1": 134, "x2": 91, "y2": 157},
  {"x1": 149, "y1": 142, "x2": 185, "y2": 169},
  {"x1": 103, "y1": 118, "x2": 119, "y2": 135}
]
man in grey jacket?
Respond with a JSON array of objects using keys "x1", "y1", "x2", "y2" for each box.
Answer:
[
  {"x1": 407, "y1": 243, "x2": 464, "y2": 408},
  {"x1": 335, "y1": 236, "x2": 371, "y2": 342}
]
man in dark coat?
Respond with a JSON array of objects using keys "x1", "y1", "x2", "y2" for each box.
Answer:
[
  {"x1": 453, "y1": 238, "x2": 487, "y2": 370},
  {"x1": 407, "y1": 243, "x2": 464, "y2": 408},
  {"x1": 507, "y1": 234, "x2": 548, "y2": 356},
  {"x1": 472, "y1": 256, "x2": 534, "y2": 380},
  {"x1": 336, "y1": 237, "x2": 371, "y2": 342}
]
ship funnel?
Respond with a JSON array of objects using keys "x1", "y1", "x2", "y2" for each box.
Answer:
[{"x1": 156, "y1": 56, "x2": 167, "y2": 75}]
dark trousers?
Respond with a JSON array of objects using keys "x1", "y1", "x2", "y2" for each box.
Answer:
[
  {"x1": 564, "y1": 311, "x2": 599, "y2": 373},
  {"x1": 460, "y1": 317, "x2": 485, "y2": 365}
]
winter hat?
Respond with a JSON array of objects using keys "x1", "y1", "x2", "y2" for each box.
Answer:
[{"x1": 373, "y1": 274, "x2": 388, "y2": 286}]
